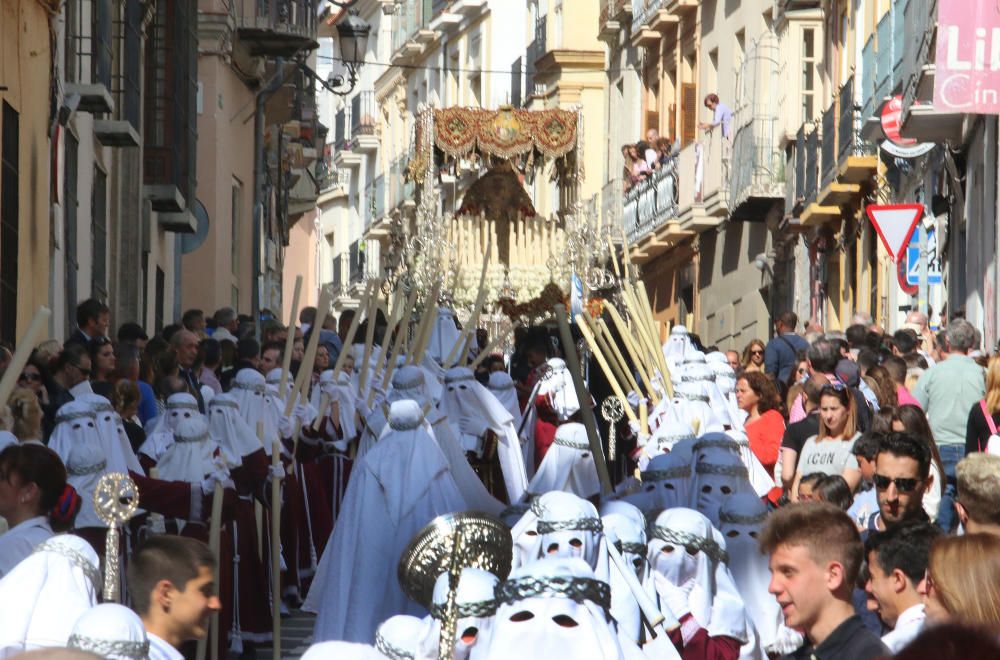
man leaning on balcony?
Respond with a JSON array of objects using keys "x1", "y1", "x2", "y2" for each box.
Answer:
[{"x1": 700, "y1": 93, "x2": 733, "y2": 142}]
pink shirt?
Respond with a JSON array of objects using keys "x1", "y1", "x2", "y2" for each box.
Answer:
[{"x1": 897, "y1": 385, "x2": 922, "y2": 409}]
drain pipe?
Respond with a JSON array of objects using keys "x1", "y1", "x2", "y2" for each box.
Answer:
[{"x1": 253, "y1": 57, "x2": 288, "y2": 340}]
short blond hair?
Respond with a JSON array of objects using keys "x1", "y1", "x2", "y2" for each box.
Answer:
[
  {"x1": 957, "y1": 453, "x2": 1000, "y2": 526},
  {"x1": 928, "y1": 534, "x2": 1000, "y2": 634},
  {"x1": 7, "y1": 388, "x2": 42, "y2": 441}
]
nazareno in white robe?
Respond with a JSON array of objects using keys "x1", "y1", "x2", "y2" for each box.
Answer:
[{"x1": 303, "y1": 399, "x2": 469, "y2": 644}]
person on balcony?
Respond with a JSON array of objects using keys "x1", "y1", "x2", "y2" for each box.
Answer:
[
  {"x1": 700, "y1": 93, "x2": 733, "y2": 142},
  {"x1": 626, "y1": 144, "x2": 651, "y2": 187}
]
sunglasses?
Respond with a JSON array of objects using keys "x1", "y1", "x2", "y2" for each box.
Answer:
[
  {"x1": 873, "y1": 473, "x2": 922, "y2": 493},
  {"x1": 750, "y1": 349, "x2": 764, "y2": 356},
  {"x1": 19, "y1": 372, "x2": 41, "y2": 382},
  {"x1": 72, "y1": 363, "x2": 91, "y2": 377},
  {"x1": 821, "y1": 382, "x2": 847, "y2": 393}
]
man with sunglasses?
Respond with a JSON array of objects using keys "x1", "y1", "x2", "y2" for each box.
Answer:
[
  {"x1": 40, "y1": 344, "x2": 92, "y2": 440},
  {"x1": 867, "y1": 433, "x2": 932, "y2": 534}
]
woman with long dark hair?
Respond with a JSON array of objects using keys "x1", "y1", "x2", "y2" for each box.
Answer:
[{"x1": 0, "y1": 444, "x2": 79, "y2": 578}]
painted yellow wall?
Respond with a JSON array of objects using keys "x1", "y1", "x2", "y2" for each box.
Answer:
[{"x1": 0, "y1": 0, "x2": 53, "y2": 338}]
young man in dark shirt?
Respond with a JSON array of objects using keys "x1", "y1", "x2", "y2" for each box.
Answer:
[{"x1": 762, "y1": 503, "x2": 889, "y2": 660}]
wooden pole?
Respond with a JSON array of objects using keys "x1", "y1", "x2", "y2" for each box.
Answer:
[
  {"x1": 605, "y1": 303, "x2": 656, "y2": 390},
  {"x1": 198, "y1": 482, "x2": 224, "y2": 660},
  {"x1": 285, "y1": 288, "x2": 332, "y2": 416},
  {"x1": 635, "y1": 279, "x2": 673, "y2": 395},
  {"x1": 377, "y1": 285, "x2": 420, "y2": 399},
  {"x1": 594, "y1": 317, "x2": 645, "y2": 399},
  {"x1": 469, "y1": 322, "x2": 521, "y2": 371},
  {"x1": 443, "y1": 237, "x2": 491, "y2": 368},
  {"x1": 554, "y1": 305, "x2": 612, "y2": 495},
  {"x1": 331, "y1": 282, "x2": 372, "y2": 379},
  {"x1": 278, "y1": 277, "x2": 303, "y2": 397},
  {"x1": 270, "y1": 437, "x2": 282, "y2": 660},
  {"x1": 575, "y1": 314, "x2": 638, "y2": 425},
  {"x1": 357, "y1": 288, "x2": 380, "y2": 394},
  {"x1": 0, "y1": 307, "x2": 51, "y2": 405},
  {"x1": 583, "y1": 314, "x2": 639, "y2": 397}
]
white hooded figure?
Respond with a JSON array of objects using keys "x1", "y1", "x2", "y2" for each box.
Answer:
[
  {"x1": 533, "y1": 492, "x2": 607, "y2": 581},
  {"x1": 426, "y1": 308, "x2": 463, "y2": 367},
  {"x1": 706, "y1": 354, "x2": 746, "y2": 428},
  {"x1": 230, "y1": 369, "x2": 286, "y2": 454},
  {"x1": 439, "y1": 367, "x2": 528, "y2": 504},
  {"x1": 361, "y1": 366, "x2": 503, "y2": 515},
  {"x1": 663, "y1": 325, "x2": 695, "y2": 371},
  {"x1": 66, "y1": 603, "x2": 150, "y2": 660},
  {"x1": 645, "y1": 508, "x2": 751, "y2": 657},
  {"x1": 673, "y1": 380, "x2": 725, "y2": 435},
  {"x1": 633, "y1": 451, "x2": 693, "y2": 515},
  {"x1": 139, "y1": 393, "x2": 201, "y2": 463},
  {"x1": 692, "y1": 432, "x2": 773, "y2": 502},
  {"x1": 310, "y1": 369, "x2": 358, "y2": 449},
  {"x1": 487, "y1": 371, "x2": 522, "y2": 428},
  {"x1": 471, "y1": 557, "x2": 632, "y2": 660},
  {"x1": 535, "y1": 358, "x2": 581, "y2": 422},
  {"x1": 507, "y1": 499, "x2": 543, "y2": 572},
  {"x1": 639, "y1": 419, "x2": 697, "y2": 470},
  {"x1": 374, "y1": 614, "x2": 427, "y2": 659},
  {"x1": 417, "y1": 568, "x2": 499, "y2": 660},
  {"x1": 157, "y1": 416, "x2": 224, "y2": 484},
  {"x1": 526, "y1": 422, "x2": 601, "y2": 499},
  {"x1": 77, "y1": 393, "x2": 143, "y2": 475},
  {"x1": 719, "y1": 494, "x2": 803, "y2": 657},
  {"x1": 304, "y1": 400, "x2": 468, "y2": 644},
  {"x1": 600, "y1": 501, "x2": 649, "y2": 645},
  {"x1": 0, "y1": 535, "x2": 100, "y2": 656},
  {"x1": 47, "y1": 402, "x2": 109, "y2": 529},
  {"x1": 689, "y1": 446, "x2": 756, "y2": 527},
  {"x1": 358, "y1": 365, "x2": 435, "y2": 458},
  {"x1": 207, "y1": 393, "x2": 265, "y2": 467}
]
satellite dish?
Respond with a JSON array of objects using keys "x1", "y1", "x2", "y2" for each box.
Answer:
[{"x1": 180, "y1": 199, "x2": 210, "y2": 254}]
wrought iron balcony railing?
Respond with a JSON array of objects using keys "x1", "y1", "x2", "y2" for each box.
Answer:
[{"x1": 623, "y1": 160, "x2": 678, "y2": 244}]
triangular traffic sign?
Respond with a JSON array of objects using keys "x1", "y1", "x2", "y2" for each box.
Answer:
[{"x1": 866, "y1": 204, "x2": 923, "y2": 262}]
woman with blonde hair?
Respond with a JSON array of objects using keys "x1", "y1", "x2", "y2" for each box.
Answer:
[
  {"x1": 6, "y1": 389, "x2": 43, "y2": 444},
  {"x1": 921, "y1": 533, "x2": 1000, "y2": 634},
  {"x1": 741, "y1": 338, "x2": 766, "y2": 373},
  {"x1": 966, "y1": 354, "x2": 1000, "y2": 454},
  {"x1": 791, "y1": 383, "x2": 862, "y2": 497}
]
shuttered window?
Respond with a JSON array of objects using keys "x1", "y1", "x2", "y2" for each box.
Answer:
[{"x1": 681, "y1": 83, "x2": 698, "y2": 147}]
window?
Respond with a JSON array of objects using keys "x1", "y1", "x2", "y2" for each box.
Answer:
[
  {"x1": 92, "y1": 167, "x2": 107, "y2": 300},
  {"x1": 65, "y1": 132, "x2": 80, "y2": 335},
  {"x1": 1, "y1": 103, "x2": 18, "y2": 345},
  {"x1": 802, "y1": 28, "x2": 817, "y2": 122},
  {"x1": 66, "y1": 0, "x2": 113, "y2": 88},
  {"x1": 143, "y1": 0, "x2": 198, "y2": 207},
  {"x1": 231, "y1": 179, "x2": 241, "y2": 277},
  {"x1": 113, "y1": 0, "x2": 142, "y2": 130},
  {"x1": 708, "y1": 48, "x2": 719, "y2": 99},
  {"x1": 511, "y1": 57, "x2": 523, "y2": 107}
]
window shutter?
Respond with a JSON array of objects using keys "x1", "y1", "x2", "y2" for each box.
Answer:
[
  {"x1": 645, "y1": 110, "x2": 660, "y2": 135},
  {"x1": 681, "y1": 83, "x2": 698, "y2": 147}
]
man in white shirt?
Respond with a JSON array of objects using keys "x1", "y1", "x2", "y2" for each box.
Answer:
[
  {"x1": 863, "y1": 520, "x2": 941, "y2": 652},
  {"x1": 127, "y1": 535, "x2": 221, "y2": 660}
]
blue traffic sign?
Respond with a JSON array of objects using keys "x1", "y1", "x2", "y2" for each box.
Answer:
[{"x1": 905, "y1": 228, "x2": 942, "y2": 286}]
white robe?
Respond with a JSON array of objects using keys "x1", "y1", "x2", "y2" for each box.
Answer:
[{"x1": 303, "y1": 402, "x2": 469, "y2": 644}]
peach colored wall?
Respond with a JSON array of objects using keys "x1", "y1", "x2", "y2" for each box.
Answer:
[
  {"x1": 282, "y1": 211, "x2": 319, "y2": 325},
  {"x1": 181, "y1": 54, "x2": 256, "y2": 315}
]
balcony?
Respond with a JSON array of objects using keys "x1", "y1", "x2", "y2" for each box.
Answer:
[
  {"x1": 350, "y1": 92, "x2": 379, "y2": 152},
  {"x1": 232, "y1": 0, "x2": 318, "y2": 58},
  {"x1": 798, "y1": 122, "x2": 840, "y2": 227},
  {"x1": 391, "y1": 0, "x2": 435, "y2": 65},
  {"x1": 899, "y1": 0, "x2": 962, "y2": 142},
  {"x1": 631, "y1": 0, "x2": 682, "y2": 48},
  {"x1": 363, "y1": 175, "x2": 386, "y2": 232},
  {"x1": 65, "y1": 0, "x2": 115, "y2": 115},
  {"x1": 624, "y1": 161, "x2": 692, "y2": 263},
  {"x1": 675, "y1": 127, "x2": 729, "y2": 230},
  {"x1": 836, "y1": 79, "x2": 877, "y2": 184}
]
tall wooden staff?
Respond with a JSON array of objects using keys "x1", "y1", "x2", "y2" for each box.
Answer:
[
  {"x1": 376, "y1": 285, "x2": 420, "y2": 402},
  {"x1": 270, "y1": 431, "x2": 283, "y2": 660},
  {"x1": 285, "y1": 288, "x2": 332, "y2": 417},
  {"x1": 554, "y1": 305, "x2": 613, "y2": 495},
  {"x1": 197, "y1": 482, "x2": 224, "y2": 660},
  {"x1": 575, "y1": 313, "x2": 638, "y2": 425},
  {"x1": 0, "y1": 307, "x2": 51, "y2": 404},
  {"x1": 331, "y1": 281, "x2": 373, "y2": 378},
  {"x1": 279, "y1": 276, "x2": 303, "y2": 397}
]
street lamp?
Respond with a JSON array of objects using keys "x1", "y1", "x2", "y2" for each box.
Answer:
[{"x1": 321, "y1": 12, "x2": 370, "y2": 95}]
